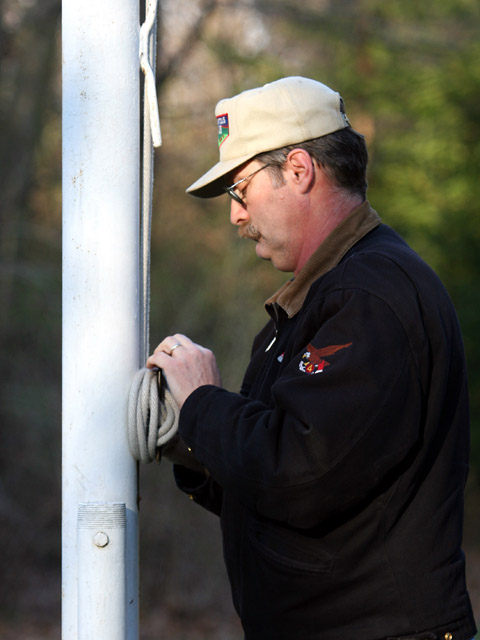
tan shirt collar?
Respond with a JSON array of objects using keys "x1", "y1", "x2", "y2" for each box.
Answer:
[{"x1": 265, "y1": 200, "x2": 381, "y2": 319}]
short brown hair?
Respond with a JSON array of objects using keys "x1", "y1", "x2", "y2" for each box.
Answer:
[{"x1": 255, "y1": 127, "x2": 368, "y2": 199}]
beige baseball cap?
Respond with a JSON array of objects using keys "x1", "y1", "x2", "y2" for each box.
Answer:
[{"x1": 186, "y1": 76, "x2": 350, "y2": 198}]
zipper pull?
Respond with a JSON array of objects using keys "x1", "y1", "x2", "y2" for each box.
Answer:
[
  {"x1": 265, "y1": 302, "x2": 280, "y2": 352},
  {"x1": 265, "y1": 334, "x2": 277, "y2": 352}
]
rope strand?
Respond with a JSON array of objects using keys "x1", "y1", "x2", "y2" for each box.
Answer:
[
  {"x1": 139, "y1": 0, "x2": 160, "y2": 366},
  {"x1": 129, "y1": 1, "x2": 170, "y2": 464}
]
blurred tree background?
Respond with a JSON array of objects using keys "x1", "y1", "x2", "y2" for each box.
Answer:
[{"x1": 0, "y1": 0, "x2": 479, "y2": 638}]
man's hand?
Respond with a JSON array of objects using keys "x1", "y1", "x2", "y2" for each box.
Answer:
[{"x1": 146, "y1": 333, "x2": 222, "y2": 408}]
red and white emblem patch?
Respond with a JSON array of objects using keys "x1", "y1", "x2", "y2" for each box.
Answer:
[{"x1": 299, "y1": 342, "x2": 352, "y2": 375}]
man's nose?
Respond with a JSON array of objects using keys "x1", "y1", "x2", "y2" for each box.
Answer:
[{"x1": 230, "y1": 199, "x2": 249, "y2": 226}]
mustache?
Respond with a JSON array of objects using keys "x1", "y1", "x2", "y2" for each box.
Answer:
[{"x1": 237, "y1": 223, "x2": 261, "y2": 242}]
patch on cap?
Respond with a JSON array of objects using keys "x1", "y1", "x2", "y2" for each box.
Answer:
[
  {"x1": 339, "y1": 98, "x2": 350, "y2": 126},
  {"x1": 217, "y1": 113, "x2": 229, "y2": 147}
]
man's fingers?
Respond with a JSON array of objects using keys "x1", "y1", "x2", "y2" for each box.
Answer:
[
  {"x1": 152, "y1": 334, "x2": 194, "y2": 357},
  {"x1": 146, "y1": 350, "x2": 167, "y2": 369},
  {"x1": 171, "y1": 333, "x2": 194, "y2": 347}
]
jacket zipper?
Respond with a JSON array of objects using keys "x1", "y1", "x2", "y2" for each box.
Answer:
[{"x1": 265, "y1": 303, "x2": 280, "y2": 352}]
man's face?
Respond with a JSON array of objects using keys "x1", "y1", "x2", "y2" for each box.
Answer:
[{"x1": 228, "y1": 160, "x2": 306, "y2": 274}]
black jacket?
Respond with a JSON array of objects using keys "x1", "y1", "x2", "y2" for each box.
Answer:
[{"x1": 175, "y1": 203, "x2": 476, "y2": 640}]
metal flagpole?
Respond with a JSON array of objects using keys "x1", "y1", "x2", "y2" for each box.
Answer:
[{"x1": 62, "y1": 1, "x2": 140, "y2": 637}]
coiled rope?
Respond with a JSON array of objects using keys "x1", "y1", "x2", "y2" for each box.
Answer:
[{"x1": 128, "y1": 368, "x2": 179, "y2": 464}]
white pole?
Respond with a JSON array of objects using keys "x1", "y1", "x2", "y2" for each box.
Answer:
[{"x1": 62, "y1": 1, "x2": 140, "y2": 638}]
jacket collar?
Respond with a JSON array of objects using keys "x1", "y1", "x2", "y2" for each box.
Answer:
[{"x1": 265, "y1": 200, "x2": 381, "y2": 319}]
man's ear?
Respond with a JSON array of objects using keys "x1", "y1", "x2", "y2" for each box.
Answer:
[{"x1": 284, "y1": 148, "x2": 315, "y2": 193}]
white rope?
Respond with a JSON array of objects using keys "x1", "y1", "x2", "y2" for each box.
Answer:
[
  {"x1": 128, "y1": 368, "x2": 179, "y2": 464},
  {"x1": 140, "y1": 0, "x2": 162, "y2": 148},
  {"x1": 128, "y1": 1, "x2": 177, "y2": 464},
  {"x1": 139, "y1": 0, "x2": 161, "y2": 366}
]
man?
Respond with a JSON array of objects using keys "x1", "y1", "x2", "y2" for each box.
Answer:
[{"x1": 147, "y1": 77, "x2": 476, "y2": 640}]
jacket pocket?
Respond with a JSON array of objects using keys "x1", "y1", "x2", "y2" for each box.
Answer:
[{"x1": 248, "y1": 519, "x2": 336, "y2": 576}]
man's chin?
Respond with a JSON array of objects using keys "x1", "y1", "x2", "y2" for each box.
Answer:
[{"x1": 255, "y1": 242, "x2": 270, "y2": 261}]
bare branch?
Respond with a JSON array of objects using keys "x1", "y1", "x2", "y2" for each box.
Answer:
[{"x1": 156, "y1": 0, "x2": 219, "y2": 89}]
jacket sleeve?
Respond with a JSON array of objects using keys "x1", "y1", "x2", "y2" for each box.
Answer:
[
  {"x1": 178, "y1": 287, "x2": 425, "y2": 529},
  {"x1": 173, "y1": 465, "x2": 223, "y2": 517}
]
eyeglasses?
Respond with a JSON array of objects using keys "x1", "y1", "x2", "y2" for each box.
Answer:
[{"x1": 224, "y1": 164, "x2": 272, "y2": 205}]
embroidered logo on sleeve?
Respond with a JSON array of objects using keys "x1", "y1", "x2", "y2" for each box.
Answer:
[{"x1": 299, "y1": 342, "x2": 352, "y2": 375}]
